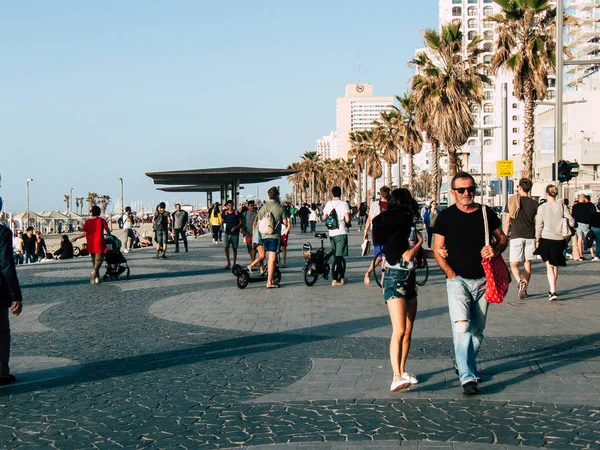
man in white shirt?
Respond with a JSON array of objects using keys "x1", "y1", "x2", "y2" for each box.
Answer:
[
  {"x1": 121, "y1": 206, "x2": 135, "y2": 253},
  {"x1": 323, "y1": 186, "x2": 351, "y2": 286},
  {"x1": 12, "y1": 231, "x2": 23, "y2": 265}
]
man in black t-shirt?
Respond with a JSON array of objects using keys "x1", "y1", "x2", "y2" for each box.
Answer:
[
  {"x1": 22, "y1": 227, "x2": 37, "y2": 264},
  {"x1": 433, "y1": 172, "x2": 508, "y2": 396},
  {"x1": 572, "y1": 194, "x2": 597, "y2": 261},
  {"x1": 503, "y1": 178, "x2": 538, "y2": 300}
]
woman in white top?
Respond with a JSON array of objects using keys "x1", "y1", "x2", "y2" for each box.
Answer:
[
  {"x1": 534, "y1": 184, "x2": 575, "y2": 301},
  {"x1": 308, "y1": 203, "x2": 318, "y2": 233}
]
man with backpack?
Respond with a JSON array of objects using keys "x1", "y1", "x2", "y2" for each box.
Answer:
[
  {"x1": 257, "y1": 186, "x2": 289, "y2": 288},
  {"x1": 323, "y1": 186, "x2": 351, "y2": 286}
]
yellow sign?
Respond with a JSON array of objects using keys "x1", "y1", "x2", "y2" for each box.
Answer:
[{"x1": 497, "y1": 160, "x2": 514, "y2": 177}]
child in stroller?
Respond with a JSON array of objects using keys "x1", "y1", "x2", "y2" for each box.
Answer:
[{"x1": 103, "y1": 235, "x2": 130, "y2": 281}]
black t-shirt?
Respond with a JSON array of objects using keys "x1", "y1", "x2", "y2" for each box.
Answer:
[
  {"x1": 504, "y1": 196, "x2": 538, "y2": 239},
  {"x1": 372, "y1": 210, "x2": 413, "y2": 264},
  {"x1": 358, "y1": 204, "x2": 367, "y2": 217},
  {"x1": 222, "y1": 211, "x2": 240, "y2": 235},
  {"x1": 572, "y1": 202, "x2": 596, "y2": 225},
  {"x1": 22, "y1": 234, "x2": 36, "y2": 252},
  {"x1": 434, "y1": 204, "x2": 502, "y2": 279},
  {"x1": 590, "y1": 212, "x2": 600, "y2": 228}
]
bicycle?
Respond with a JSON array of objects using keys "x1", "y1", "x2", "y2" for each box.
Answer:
[
  {"x1": 373, "y1": 250, "x2": 429, "y2": 288},
  {"x1": 302, "y1": 232, "x2": 345, "y2": 286}
]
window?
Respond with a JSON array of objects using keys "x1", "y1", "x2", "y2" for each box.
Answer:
[
  {"x1": 468, "y1": 31, "x2": 478, "y2": 40},
  {"x1": 452, "y1": 6, "x2": 462, "y2": 16},
  {"x1": 468, "y1": 139, "x2": 477, "y2": 146},
  {"x1": 484, "y1": 115, "x2": 494, "y2": 125},
  {"x1": 547, "y1": 90, "x2": 555, "y2": 99},
  {"x1": 470, "y1": 129, "x2": 478, "y2": 137},
  {"x1": 512, "y1": 140, "x2": 519, "y2": 145},
  {"x1": 484, "y1": 103, "x2": 494, "y2": 113},
  {"x1": 468, "y1": 6, "x2": 478, "y2": 16},
  {"x1": 484, "y1": 0, "x2": 492, "y2": 2},
  {"x1": 453, "y1": 0, "x2": 462, "y2": 3},
  {"x1": 483, "y1": 54, "x2": 492, "y2": 64},
  {"x1": 512, "y1": 115, "x2": 519, "y2": 121},
  {"x1": 483, "y1": 20, "x2": 493, "y2": 28},
  {"x1": 548, "y1": 78, "x2": 556, "y2": 87},
  {"x1": 471, "y1": 104, "x2": 480, "y2": 113},
  {"x1": 485, "y1": 91, "x2": 494, "y2": 100},
  {"x1": 484, "y1": 30, "x2": 493, "y2": 39},
  {"x1": 468, "y1": 19, "x2": 477, "y2": 28},
  {"x1": 512, "y1": 127, "x2": 519, "y2": 133},
  {"x1": 468, "y1": 0, "x2": 478, "y2": 3},
  {"x1": 484, "y1": 129, "x2": 495, "y2": 137},
  {"x1": 512, "y1": 103, "x2": 518, "y2": 109},
  {"x1": 483, "y1": 42, "x2": 492, "y2": 52},
  {"x1": 483, "y1": 6, "x2": 493, "y2": 16},
  {"x1": 484, "y1": 139, "x2": 492, "y2": 146}
]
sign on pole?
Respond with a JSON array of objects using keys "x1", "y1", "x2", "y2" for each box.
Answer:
[{"x1": 496, "y1": 160, "x2": 514, "y2": 177}]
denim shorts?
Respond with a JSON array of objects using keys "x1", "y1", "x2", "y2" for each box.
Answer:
[
  {"x1": 262, "y1": 238, "x2": 279, "y2": 253},
  {"x1": 382, "y1": 267, "x2": 417, "y2": 302},
  {"x1": 374, "y1": 244, "x2": 384, "y2": 256},
  {"x1": 155, "y1": 230, "x2": 168, "y2": 245},
  {"x1": 576, "y1": 223, "x2": 590, "y2": 237}
]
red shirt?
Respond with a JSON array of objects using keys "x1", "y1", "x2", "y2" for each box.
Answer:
[{"x1": 83, "y1": 217, "x2": 107, "y2": 254}]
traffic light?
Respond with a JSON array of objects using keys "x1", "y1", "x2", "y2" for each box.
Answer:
[{"x1": 557, "y1": 160, "x2": 579, "y2": 183}]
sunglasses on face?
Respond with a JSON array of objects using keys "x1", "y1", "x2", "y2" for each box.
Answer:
[{"x1": 453, "y1": 186, "x2": 476, "y2": 194}]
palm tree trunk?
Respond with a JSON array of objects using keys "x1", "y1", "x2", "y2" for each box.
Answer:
[
  {"x1": 407, "y1": 154, "x2": 415, "y2": 195},
  {"x1": 387, "y1": 162, "x2": 393, "y2": 188},
  {"x1": 448, "y1": 148, "x2": 458, "y2": 178},
  {"x1": 431, "y1": 140, "x2": 440, "y2": 203},
  {"x1": 522, "y1": 85, "x2": 535, "y2": 180},
  {"x1": 357, "y1": 168, "x2": 362, "y2": 203},
  {"x1": 371, "y1": 176, "x2": 377, "y2": 201}
]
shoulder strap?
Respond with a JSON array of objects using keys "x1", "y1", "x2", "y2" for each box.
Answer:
[{"x1": 482, "y1": 205, "x2": 490, "y2": 247}]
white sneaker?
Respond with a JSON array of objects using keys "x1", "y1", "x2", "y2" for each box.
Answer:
[
  {"x1": 402, "y1": 372, "x2": 419, "y2": 385},
  {"x1": 390, "y1": 376, "x2": 411, "y2": 392},
  {"x1": 123, "y1": 248, "x2": 129, "y2": 253},
  {"x1": 593, "y1": 257, "x2": 600, "y2": 261}
]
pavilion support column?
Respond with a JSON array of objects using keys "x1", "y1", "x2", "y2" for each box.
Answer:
[
  {"x1": 207, "y1": 191, "x2": 213, "y2": 207},
  {"x1": 232, "y1": 178, "x2": 239, "y2": 208},
  {"x1": 220, "y1": 185, "x2": 226, "y2": 204}
]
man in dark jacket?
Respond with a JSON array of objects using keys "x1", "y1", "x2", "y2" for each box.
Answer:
[
  {"x1": 298, "y1": 204, "x2": 310, "y2": 233},
  {"x1": 0, "y1": 197, "x2": 23, "y2": 385}
]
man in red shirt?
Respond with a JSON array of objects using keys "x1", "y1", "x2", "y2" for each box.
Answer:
[{"x1": 72, "y1": 205, "x2": 111, "y2": 284}]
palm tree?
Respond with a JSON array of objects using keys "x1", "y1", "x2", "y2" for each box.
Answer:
[
  {"x1": 490, "y1": 0, "x2": 564, "y2": 180},
  {"x1": 356, "y1": 130, "x2": 383, "y2": 200},
  {"x1": 348, "y1": 131, "x2": 369, "y2": 203},
  {"x1": 299, "y1": 151, "x2": 320, "y2": 204},
  {"x1": 393, "y1": 93, "x2": 424, "y2": 195},
  {"x1": 411, "y1": 22, "x2": 488, "y2": 177},
  {"x1": 373, "y1": 111, "x2": 402, "y2": 187},
  {"x1": 99, "y1": 195, "x2": 111, "y2": 215},
  {"x1": 86, "y1": 192, "x2": 98, "y2": 213}
]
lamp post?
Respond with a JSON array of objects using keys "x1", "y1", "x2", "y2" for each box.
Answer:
[
  {"x1": 117, "y1": 178, "x2": 124, "y2": 215},
  {"x1": 472, "y1": 125, "x2": 501, "y2": 205},
  {"x1": 25, "y1": 178, "x2": 33, "y2": 227}
]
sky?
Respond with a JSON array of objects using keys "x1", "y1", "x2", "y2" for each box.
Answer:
[{"x1": 0, "y1": 1, "x2": 438, "y2": 213}]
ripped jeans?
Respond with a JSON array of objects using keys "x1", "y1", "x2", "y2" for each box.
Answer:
[{"x1": 446, "y1": 276, "x2": 488, "y2": 385}]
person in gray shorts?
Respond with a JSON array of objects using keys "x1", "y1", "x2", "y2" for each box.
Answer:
[
  {"x1": 221, "y1": 200, "x2": 242, "y2": 270},
  {"x1": 503, "y1": 178, "x2": 538, "y2": 300}
]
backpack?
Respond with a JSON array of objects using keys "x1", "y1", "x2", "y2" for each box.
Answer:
[
  {"x1": 258, "y1": 204, "x2": 279, "y2": 235},
  {"x1": 325, "y1": 202, "x2": 340, "y2": 230}
]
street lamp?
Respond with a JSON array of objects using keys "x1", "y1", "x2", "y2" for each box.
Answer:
[
  {"x1": 472, "y1": 125, "x2": 501, "y2": 204},
  {"x1": 26, "y1": 178, "x2": 33, "y2": 226},
  {"x1": 117, "y1": 178, "x2": 124, "y2": 215}
]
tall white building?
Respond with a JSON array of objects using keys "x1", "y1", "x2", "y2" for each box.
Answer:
[
  {"x1": 566, "y1": 0, "x2": 600, "y2": 91},
  {"x1": 335, "y1": 84, "x2": 394, "y2": 160},
  {"x1": 316, "y1": 131, "x2": 335, "y2": 160}
]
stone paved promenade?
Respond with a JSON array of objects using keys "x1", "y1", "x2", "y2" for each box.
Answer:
[{"x1": 1, "y1": 225, "x2": 600, "y2": 449}]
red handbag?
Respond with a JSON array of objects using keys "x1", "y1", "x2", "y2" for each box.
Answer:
[{"x1": 481, "y1": 206, "x2": 511, "y2": 303}]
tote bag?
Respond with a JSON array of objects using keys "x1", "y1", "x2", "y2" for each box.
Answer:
[{"x1": 481, "y1": 206, "x2": 511, "y2": 303}]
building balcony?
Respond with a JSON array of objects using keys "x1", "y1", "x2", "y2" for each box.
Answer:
[{"x1": 580, "y1": 0, "x2": 600, "y2": 11}]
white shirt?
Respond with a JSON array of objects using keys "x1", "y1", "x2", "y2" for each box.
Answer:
[
  {"x1": 122, "y1": 214, "x2": 132, "y2": 229},
  {"x1": 323, "y1": 200, "x2": 350, "y2": 237},
  {"x1": 13, "y1": 236, "x2": 23, "y2": 253}
]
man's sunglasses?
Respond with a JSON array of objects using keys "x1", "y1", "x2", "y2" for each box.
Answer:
[{"x1": 453, "y1": 186, "x2": 476, "y2": 194}]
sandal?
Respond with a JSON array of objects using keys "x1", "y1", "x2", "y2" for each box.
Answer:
[
  {"x1": 364, "y1": 273, "x2": 371, "y2": 286},
  {"x1": 246, "y1": 265, "x2": 254, "y2": 275}
]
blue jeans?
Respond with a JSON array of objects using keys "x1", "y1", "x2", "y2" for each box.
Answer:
[
  {"x1": 446, "y1": 276, "x2": 488, "y2": 385},
  {"x1": 592, "y1": 227, "x2": 600, "y2": 258},
  {"x1": 24, "y1": 250, "x2": 36, "y2": 264}
]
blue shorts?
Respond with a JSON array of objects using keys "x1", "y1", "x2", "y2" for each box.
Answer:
[
  {"x1": 382, "y1": 267, "x2": 417, "y2": 302},
  {"x1": 374, "y1": 245, "x2": 384, "y2": 256},
  {"x1": 262, "y1": 238, "x2": 279, "y2": 253}
]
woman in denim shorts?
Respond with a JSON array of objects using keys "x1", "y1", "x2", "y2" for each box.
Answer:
[{"x1": 373, "y1": 189, "x2": 423, "y2": 393}]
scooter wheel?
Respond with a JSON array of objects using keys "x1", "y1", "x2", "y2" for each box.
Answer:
[{"x1": 237, "y1": 273, "x2": 249, "y2": 289}]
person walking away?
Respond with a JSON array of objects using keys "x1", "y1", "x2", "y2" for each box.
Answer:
[
  {"x1": 221, "y1": 200, "x2": 242, "y2": 270},
  {"x1": 534, "y1": 185, "x2": 575, "y2": 301},
  {"x1": 586, "y1": 195, "x2": 596, "y2": 259},
  {"x1": 298, "y1": 203, "x2": 310, "y2": 233},
  {"x1": 152, "y1": 202, "x2": 171, "y2": 259},
  {"x1": 72, "y1": 205, "x2": 112, "y2": 284},
  {"x1": 571, "y1": 193, "x2": 596, "y2": 261},
  {"x1": 433, "y1": 172, "x2": 507, "y2": 395},
  {"x1": 423, "y1": 201, "x2": 439, "y2": 249},
  {"x1": 323, "y1": 186, "x2": 351, "y2": 286},
  {"x1": 0, "y1": 196, "x2": 23, "y2": 385},
  {"x1": 357, "y1": 202, "x2": 368, "y2": 232},
  {"x1": 503, "y1": 178, "x2": 539, "y2": 300},
  {"x1": 363, "y1": 186, "x2": 391, "y2": 285},
  {"x1": 373, "y1": 189, "x2": 424, "y2": 391},
  {"x1": 309, "y1": 204, "x2": 318, "y2": 233},
  {"x1": 22, "y1": 227, "x2": 37, "y2": 264},
  {"x1": 256, "y1": 186, "x2": 289, "y2": 288},
  {"x1": 289, "y1": 204, "x2": 298, "y2": 227},
  {"x1": 242, "y1": 201, "x2": 258, "y2": 261},
  {"x1": 35, "y1": 231, "x2": 47, "y2": 261},
  {"x1": 209, "y1": 204, "x2": 223, "y2": 244},
  {"x1": 121, "y1": 206, "x2": 135, "y2": 253},
  {"x1": 12, "y1": 231, "x2": 23, "y2": 265},
  {"x1": 171, "y1": 204, "x2": 189, "y2": 253},
  {"x1": 590, "y1": 205, "x2": 600, "y2": 261}
]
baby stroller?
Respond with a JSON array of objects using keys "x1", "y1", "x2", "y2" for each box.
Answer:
[{"x1": 103, "y1": 235, "x2": 130, "y2": 281}]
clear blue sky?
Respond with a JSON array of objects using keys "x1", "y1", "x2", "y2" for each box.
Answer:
[{"x1": 0, "y1": 1, "x2": 437, "y2": 212}]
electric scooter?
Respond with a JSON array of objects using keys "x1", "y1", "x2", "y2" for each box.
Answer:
[{"x1": 231, "y1": 251, "x2": 282, "y2": 289}]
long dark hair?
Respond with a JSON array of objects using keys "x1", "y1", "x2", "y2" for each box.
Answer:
[
  {"x1": 387, "y1": 188, "x2": 419, "y2": 220},
  {"x1": 212, "y1": 204, "x2": 220, "y2": 217}
]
